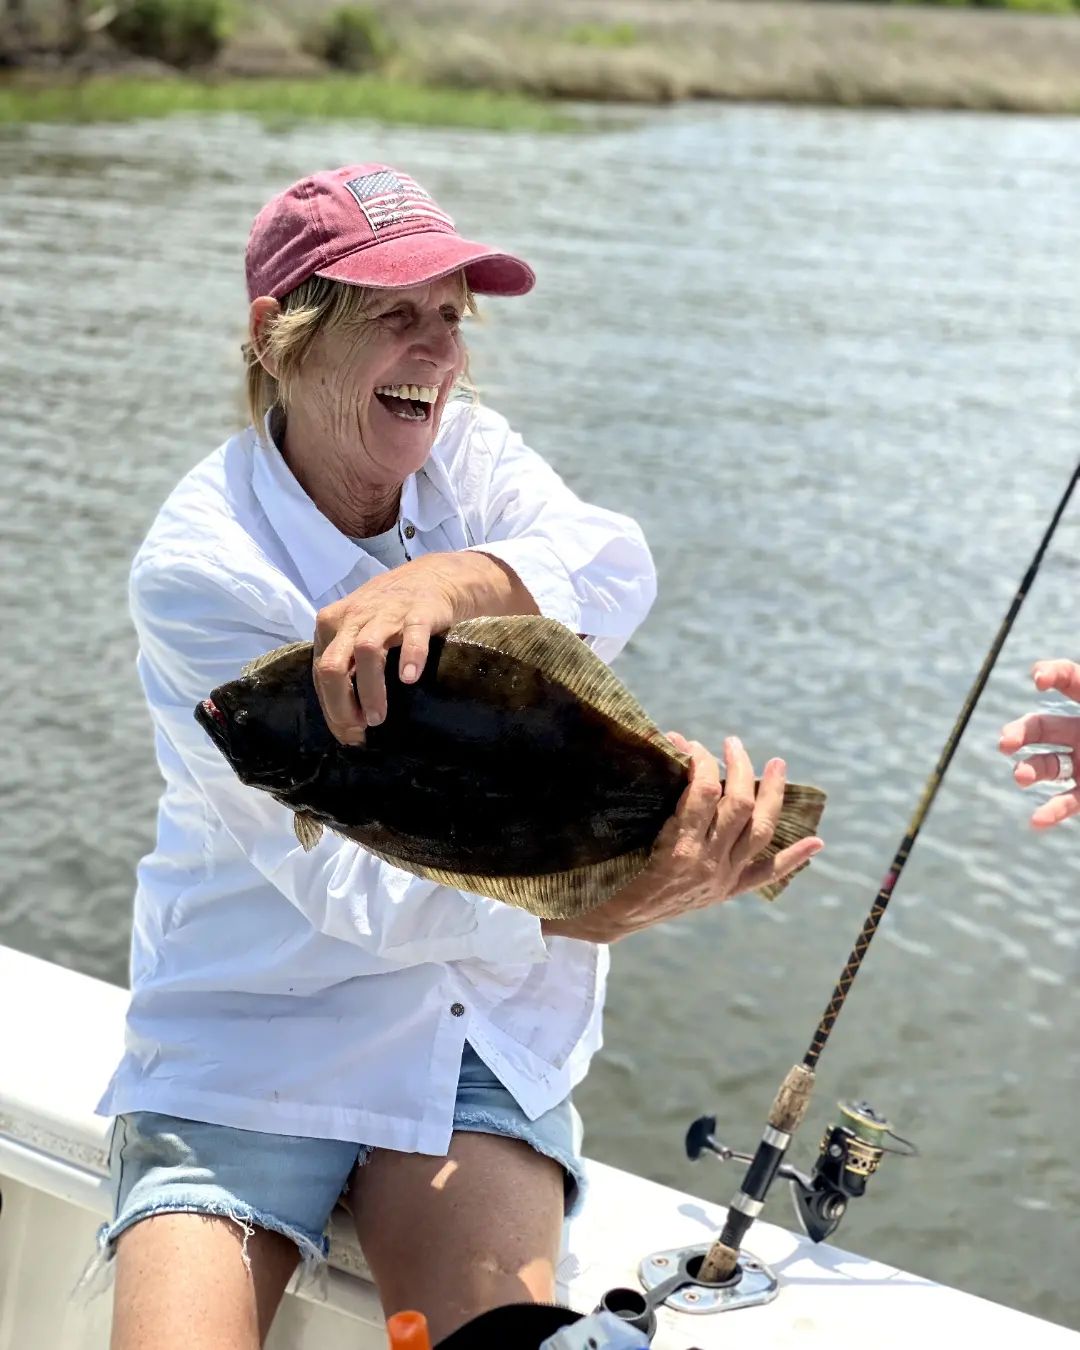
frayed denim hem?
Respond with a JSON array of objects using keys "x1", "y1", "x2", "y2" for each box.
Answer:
[
  {"x1": 72, "y1": 1199, "x2": 329, "y2": 1304},
  {"x1": 454, "y1": 1107, "x2": 587, "y2": 1218}
]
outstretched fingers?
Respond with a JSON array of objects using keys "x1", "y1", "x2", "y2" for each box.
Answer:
[
  {"x1": 1030, "y1": 788, "x2": 1080, "y2": 830},
  {"x1": 1031, "y1": 659, "x2": 1080, "y2": 701},
  {"x1": 1013, "y1": 751, "x2": 1072, "y2": 788},
  {"x1": 739, "y1": 834, "x2": 824, "y2": 893},
  {"x1": 999, "y1": 712, "x2": 1080, "y2": 756}
]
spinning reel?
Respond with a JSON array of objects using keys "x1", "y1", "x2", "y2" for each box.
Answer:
[{"x1": 686, "y1": 1098, "x2": 916, "y2": 1244}]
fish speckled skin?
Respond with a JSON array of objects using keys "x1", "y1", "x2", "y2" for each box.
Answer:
[{"x1": 195, "y1": 616, "x2": 826, "y2": 918}]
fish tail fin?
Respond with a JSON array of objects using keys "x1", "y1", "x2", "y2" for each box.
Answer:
[{"x1": 753, "y1": 782, "x2": 827, "y2": 903}]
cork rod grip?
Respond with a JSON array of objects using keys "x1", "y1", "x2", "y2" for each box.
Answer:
[
  {"x1": 695, "y1": 1066, "x2": 817, "y2": 1283},
  {"x1": 768, "y1": 1063, "x2": 816, "y2": 1134}
]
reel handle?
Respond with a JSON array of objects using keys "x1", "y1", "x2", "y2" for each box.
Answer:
[{"x1": 684, "y1": 1116, "x2": 754, "y2": 1166}]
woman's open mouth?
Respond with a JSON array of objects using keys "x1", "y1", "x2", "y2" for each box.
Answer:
[{"x1": 374, "y1": 383, "x2": 438, "y2": 423}]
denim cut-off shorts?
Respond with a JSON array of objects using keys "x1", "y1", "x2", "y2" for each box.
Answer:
[{"x1": 92, "y1": 1045, "x2": 586, "y2": 1279}]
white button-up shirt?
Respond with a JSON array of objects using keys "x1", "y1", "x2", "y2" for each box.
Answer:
[{"x1": 97, "y1": 400, "x2": 657, "y2": 1154}]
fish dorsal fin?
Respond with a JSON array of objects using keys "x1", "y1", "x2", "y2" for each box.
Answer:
[
  {"x1": 447, "y1": 616, "x2": 686, "y2": 766},
  {"x1": 242, "y1": 640, "x2": 312, "y2": 680}
]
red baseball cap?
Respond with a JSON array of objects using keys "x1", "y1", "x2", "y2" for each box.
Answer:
[{"x1": 245, "y1": 164, "x2": 536, "y2": 302}]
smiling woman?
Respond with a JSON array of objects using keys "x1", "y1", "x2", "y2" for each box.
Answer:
[
  {"x1": 244, "y1": 271, "x2": 477, "y2": 452},
  {"x1": 91, "y1": 159, "x2": 820, "y2": 1350}
]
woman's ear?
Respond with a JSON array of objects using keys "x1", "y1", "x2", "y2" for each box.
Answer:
[{"x1": 248, "y1": 296, "x2": 282, "y2": 376}]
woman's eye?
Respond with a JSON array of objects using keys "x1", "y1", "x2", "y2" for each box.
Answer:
[
  {"x1": 441, "y1": 310, "x2": 462, "y2": 328},
  {"x1": 381, "y1": 308, "x2": 409, "y2": 322}
]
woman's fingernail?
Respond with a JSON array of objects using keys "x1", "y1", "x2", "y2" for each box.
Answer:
[
  {"x1": 401, "y1": 663, "x2": 417, "y2": 682},
  {"x1": 366, "y1": 710, "x2": 383, "y2": 727},
  {"x1": 728, "y1": 736, "x2": 743, "y2": 753}
]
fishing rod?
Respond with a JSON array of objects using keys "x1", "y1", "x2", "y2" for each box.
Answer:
[
  {"x1": 596, "y1": 460, "x2": 1080, "y2": 1333},
  {"x1": 687, "y1": 457, "x2": 1080, "y2": 1287}
]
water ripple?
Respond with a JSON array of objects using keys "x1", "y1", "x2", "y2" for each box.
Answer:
[{"x1": 1, "y1": 104, "x2": 1078, "y2": 1328}]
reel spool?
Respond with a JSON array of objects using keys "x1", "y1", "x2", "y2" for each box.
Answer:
[{"x1": 791, "y1": 1100, "x2": 917, "y2": 1242}]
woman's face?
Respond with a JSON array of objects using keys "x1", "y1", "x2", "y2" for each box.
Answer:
[{"x1": 288, "y1": 274, "x2": 467, "y2": 483}]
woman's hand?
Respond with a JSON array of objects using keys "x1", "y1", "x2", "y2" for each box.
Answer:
[
  {"x1": 313, "y1": 552, "x2": 536, "y2": 743},
  {"x1": 998, "y1": 659, "x2": 1080, "y2": 829},
  {"x1": 541, "y1": 734, "x2": 824, "y2": 944}
]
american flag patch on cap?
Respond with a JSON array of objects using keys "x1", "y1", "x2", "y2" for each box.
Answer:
[{"x1": 342, "y1": 170, "x2": 456, "y2": 234}]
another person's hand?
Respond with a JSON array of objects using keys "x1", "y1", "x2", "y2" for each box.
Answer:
[
  {"x1": 998, "y1": 659, "x2": 1080, "y2": 829},
  {"x1": 313, "y1": 552, "x2": 534, "y2": 744},
  {"x1": 541, "y1": 734, "x2": 824, "y2": 943}
]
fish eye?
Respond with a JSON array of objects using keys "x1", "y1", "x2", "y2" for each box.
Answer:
[{"x1": 234, "y1": 709, "x2": 249, "y2": 726}]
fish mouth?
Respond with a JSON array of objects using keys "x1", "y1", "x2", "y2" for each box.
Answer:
[
  {"x1": 195, "y1": 697, "x2": 230, "y2": 753},
  {"x1": 201, "y1": 698, "x2": 226, "y2": 727},
  {"x1": 194, "y1": 695, "x2": 330, "y2": 794}
]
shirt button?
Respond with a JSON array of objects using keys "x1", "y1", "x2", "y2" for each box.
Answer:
[
  {"x1": 403, "y1": 523, "x2": 416, "y2": 540},
  {"x1": 450, "y1": 1002, "x2": 465, "y2": 1017}
]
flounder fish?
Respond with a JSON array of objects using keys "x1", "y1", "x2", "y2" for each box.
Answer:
[{"x1": 194, "y1": 615, "x2": 826, "y2": 919}]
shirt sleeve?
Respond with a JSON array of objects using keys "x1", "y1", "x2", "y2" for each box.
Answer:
[
  {"x1": 130, "y1": 556, "x2": 550, "y2": 969},
  {"x1": 462, "y1": 409, "x2": 657, "y2": 663}
]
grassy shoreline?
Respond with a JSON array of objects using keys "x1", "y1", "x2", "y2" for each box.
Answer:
[
  {"x1": 4, "y1": 0, "x2": 1080, "y2": 125},
  {"x1": 0, "y1": 74, "x2": 577, "y2": 131}
]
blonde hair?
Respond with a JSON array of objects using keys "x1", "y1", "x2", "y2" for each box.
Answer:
[{"x1": 243, "y1": 272, "x2": 478, "y2": 441}]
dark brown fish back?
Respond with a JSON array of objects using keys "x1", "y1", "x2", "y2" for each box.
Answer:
[
  {"x1": 213, "y1": 616, "x2": 827, "y2": 917},
  {"x1": 448, "y1": 616, "x2": 690, "y2": 771},
  {"x1": 407, "y1": 616, "x2": 826, "y2": 914}
]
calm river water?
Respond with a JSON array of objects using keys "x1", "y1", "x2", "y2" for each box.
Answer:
[{"x1": 1, "y1": 103, "x2": 1078, "y2": 1329}]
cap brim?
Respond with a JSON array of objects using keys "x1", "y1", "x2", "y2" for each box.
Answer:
[{"x1": 314, "y1": 230, "x2": 535, "y2": 297}]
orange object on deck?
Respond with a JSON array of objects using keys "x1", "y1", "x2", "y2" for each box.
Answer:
[{"x1": 386, "y1": 1310, "x2": 433, "y2": 1350}]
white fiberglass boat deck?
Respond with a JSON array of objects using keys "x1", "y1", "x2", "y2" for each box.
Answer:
[{"x1": 0, "y1": 943, "x2": 1075, "y2": 1349}]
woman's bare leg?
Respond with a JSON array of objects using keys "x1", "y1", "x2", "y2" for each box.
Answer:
[
  {"x1": 352, "y1": 1131, "x2": 565, "y2": 1344},
  {"x1": 110, "y1": 1213, "x2": 299, "y2": 1350}
]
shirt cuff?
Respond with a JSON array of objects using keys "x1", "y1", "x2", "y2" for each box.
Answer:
[{"x1": 467, "y1": 539, "x2": 582, "y2": 632}]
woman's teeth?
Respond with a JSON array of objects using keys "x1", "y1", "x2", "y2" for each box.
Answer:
[
  {"x1": 374, "y1": 383, "x2": 438, "y2": 422},
  {"x1": 376, "y1": 383, "x2": 438, "y2": 402}
]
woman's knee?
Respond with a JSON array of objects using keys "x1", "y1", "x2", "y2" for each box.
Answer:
[
  {"x1": 110, "y1": 1212, "x2": 299, "y2": 1350},
  {"x1": 351, "y1": 1131, "x2": 564, "y2": 1341}
]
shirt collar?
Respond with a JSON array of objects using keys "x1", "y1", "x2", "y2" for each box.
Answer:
[{"x1": 249, "y1": 414, "x2": 461, "y2": 600}]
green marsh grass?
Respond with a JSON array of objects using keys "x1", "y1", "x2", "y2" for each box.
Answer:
[
  {"x1": 563, "y1": 21, "x2": 639, "y2": 48},
  {"x1": 0, "y1": 73, "x2": 577, "y2": 130}
]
